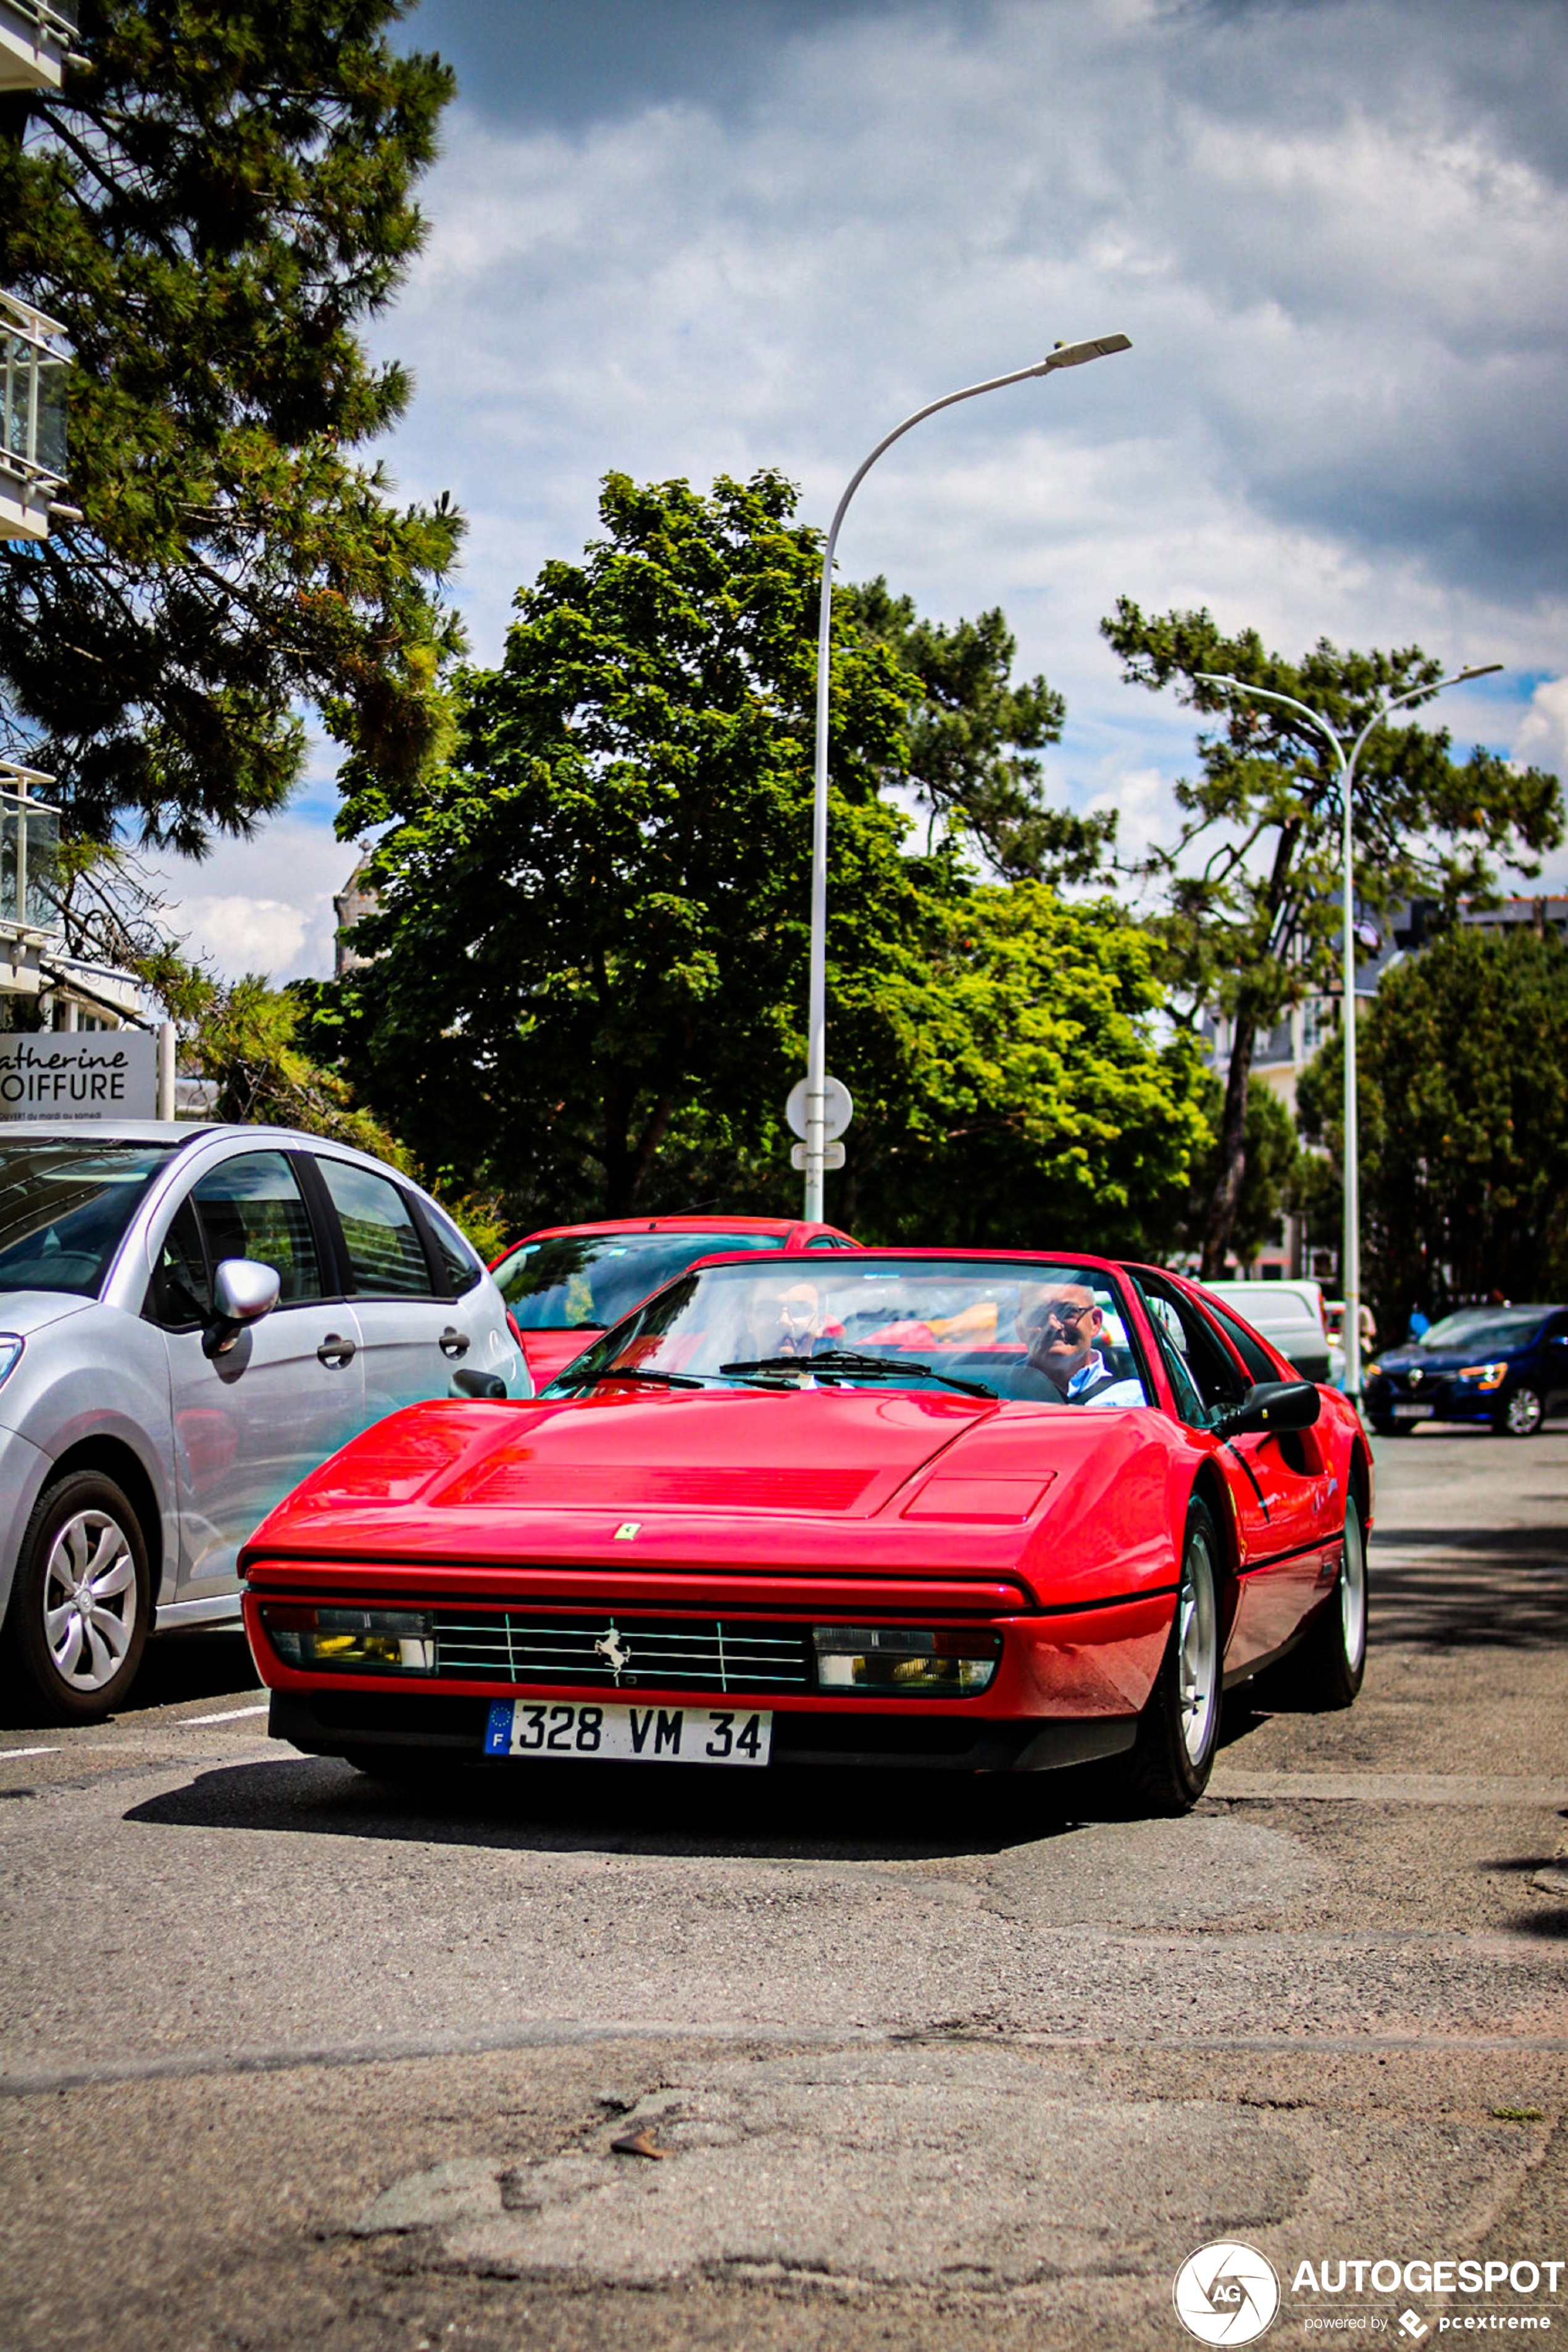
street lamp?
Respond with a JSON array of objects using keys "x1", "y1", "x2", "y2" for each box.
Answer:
[
  {"x1": 798, "y1": 333, "x2": 1132, "y2": 1219},
  {"x1": 1194, "y1": 662, "x2": 1503, "y2": 1406}
]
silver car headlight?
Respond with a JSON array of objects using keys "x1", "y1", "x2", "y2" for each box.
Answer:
[{"x1": 0, "y1": 1335, "x2": 23, "y2": 1390}]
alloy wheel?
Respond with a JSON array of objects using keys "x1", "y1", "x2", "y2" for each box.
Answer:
[
  {"x1": 1504, "y1": 1387, "x2": 1544, "y2": 1438},
  {"x1": 1176, "y1": 1522, "x2": 1219, "y2": 1767},
  {"x1": 1340, "y1": 1498, "x2": 1368, "y2": 1673},
  {"x1": 41, "y1": 1510, "x2": 138, "y2": 1694}
]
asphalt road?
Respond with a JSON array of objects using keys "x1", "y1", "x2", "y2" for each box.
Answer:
[{"x1": 3, "y1": 1428, "x2": 1567, "y2": 2352}]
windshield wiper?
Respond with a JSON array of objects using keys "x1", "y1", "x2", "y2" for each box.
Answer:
[
  {"x1": 564, "y1": 1366, "x2": 708, "y2": 1391},
  {"x1": 719, "y1": 1349, "x2": 996, "y2": 1401}
]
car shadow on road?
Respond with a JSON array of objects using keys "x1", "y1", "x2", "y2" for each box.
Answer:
[
  {"x1": 123, "y1": 1748, "x2": 1127, "y2": 1864},
  {"x1": 1367, "y1": 1548, "x2": 1568, "y2": 1649},
  {"x1": 0, "y1": 1633, "x2": 261, "y2": 1731}
]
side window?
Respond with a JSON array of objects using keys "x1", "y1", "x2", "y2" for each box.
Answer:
[
  {"x1": 317, "y1": 1159, "x2": 433, "y2": 1299},
  {"x1": 420, "y1": 1200, "x2": 483, "y2": 1296},
  {"x1": 804, "y1": 1234, "x2": 841, "y2": 1249},
  {"x1": 190, "y1": 1152, "x2": 322, "y2": 1305},
  {"x1": 146, "y1": 1198, "x2": 211, "y2": 1330},
  {"x1": 1204, "y1": 1299, "x2": 1281, "y2": 1387},
  {"x1": 1136, "y1": 1280, "x2": 1245, "y2": 1427}
]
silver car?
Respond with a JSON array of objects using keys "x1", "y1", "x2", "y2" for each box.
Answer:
[{"x1": 0, "y1": 1121, "x2": 528, "y2": 1722}]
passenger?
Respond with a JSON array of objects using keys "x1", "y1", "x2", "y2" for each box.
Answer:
[{"x1": 1017, "y1": 1283, "x2": 1143, "y2": 1406}]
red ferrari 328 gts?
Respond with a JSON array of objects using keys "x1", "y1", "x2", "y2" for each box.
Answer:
[{"x1": 241, "y1": 1250, "x2": 1370, "y2": 1813}]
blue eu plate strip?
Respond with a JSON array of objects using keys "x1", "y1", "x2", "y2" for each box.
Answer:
[{"x1": 483, "y1": 1700, "x2": 514, "y2": 1755}]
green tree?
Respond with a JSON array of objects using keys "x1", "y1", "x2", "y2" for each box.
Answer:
[
  {"x1": 1297, "y1": 925, "x2": 1568, "y2": 1332},
  {"x1": 1178, "y1": 1074, "x2": 1299, "y2": 1270},
  {"x1": 323, "y1": 470, "x2": 1207, "y2": 1243},
  {"x1": 0, "y1": 0, "x2": 462, "y2": 853},
  {"x1": 1101, "y1": 601, "x2": 1564, "y2": 1276},
  {"x1": 839, "y1": 578, "x2": 1112, "y2": 882}
]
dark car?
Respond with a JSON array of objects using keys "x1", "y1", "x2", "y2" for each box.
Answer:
[{"x1": 1364, "y1": 1304, "x2": 1568, "y2": 1438}]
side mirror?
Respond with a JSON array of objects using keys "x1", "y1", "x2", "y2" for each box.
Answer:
[
  {"x1": 451, "y1": 1368, "x2": 508, "y2": 1400},
  {"x1": 1211, "y1": 1378, "x2": 1321, "y2": 1441},
  {"x1": 202, "y1": 1257, "x2": 281, "y2": 1359}
]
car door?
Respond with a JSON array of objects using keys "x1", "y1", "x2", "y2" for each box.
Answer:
[
  {"x1": 148, "y1": 1149, "x2": 365, "y2": 1594},
  {"x1": 308, "y1": 1154, "x2": 478, "y2": 1425},
  {"x1": 1134, "y1": 1277, "x2": 1333, "y2": 1671}
]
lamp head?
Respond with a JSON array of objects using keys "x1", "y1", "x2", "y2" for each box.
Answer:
[{"x1": 1038, "y1": 333, "x2": 1132, "y2": 372}]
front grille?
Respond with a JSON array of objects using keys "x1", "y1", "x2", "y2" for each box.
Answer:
[{"x1": 431, "y1": 1609, "x2": 813, "y2": 1694}]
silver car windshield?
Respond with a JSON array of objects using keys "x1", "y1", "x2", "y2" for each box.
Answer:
[
  {"x1": 0, "y1": 1139, "x2": 180, "y2": 1297},
  {"x1": 546, "y1": 1258, "x2": 1153, "y2": 1407}
]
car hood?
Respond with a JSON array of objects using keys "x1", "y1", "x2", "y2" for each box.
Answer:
[
  {"x1": 1377, "y1": 1346, "x2": 1523, "y2": 1374},
  {"x1": 261, "y1": 1387, "x2": 1002, "y2": 1533},
  {"x1": 0, "y1": 1290, "x2": 98, "y2": 1340}
]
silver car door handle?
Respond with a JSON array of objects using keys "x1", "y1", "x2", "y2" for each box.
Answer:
[
  {"x1": 317, "y1": 1333, "x2": 357, "y2": 1368},
  {"x1": 439, "y1": 1327, "x2": 470, "y2": 1359}
]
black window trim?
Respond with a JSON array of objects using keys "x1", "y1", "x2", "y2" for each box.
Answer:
[{"x1": 406, "y1": 1188, "x2": 483, "y2": 1301}]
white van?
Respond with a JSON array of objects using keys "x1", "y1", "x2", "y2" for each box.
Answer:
[{"x1": 1196, "y1": 1279, "x2": 1332, "y2": 1384}]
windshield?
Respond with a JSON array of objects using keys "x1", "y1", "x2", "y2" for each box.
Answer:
[
  {"x1": 544, "y1": 1257, "x2": 1153, "y2": 1407},
  {"x1": 497, "y1": 1230, "x2": 790, "y2": 1330},
  {"x1": 0, "y1": 1139, "x2": 180, "y2": 1298},
  {"x1": 1419, "y1": 1308, "x2": 1546, "y2": 1355}
]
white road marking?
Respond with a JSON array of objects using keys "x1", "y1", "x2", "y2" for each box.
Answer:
[
  {"x1": 0, "y1": 1746, "x2": 59, "y2": 1759},
  {"x1": 180, "y1": 1704, "x2": 269, "y2": 1725}
]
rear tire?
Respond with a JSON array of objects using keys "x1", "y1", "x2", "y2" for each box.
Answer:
[
  {"x1": 1120, "y1": 1496, "x2": 1222, "y2": 1816},
  {"x1": 0, "y1": 1470, "x2": 151, "y2": 1724},
  {"x1": 1270, "y1": 1491, "x2": 1367, "y2": 1710}
]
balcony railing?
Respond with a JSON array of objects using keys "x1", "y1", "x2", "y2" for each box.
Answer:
[
  {"x1": 0, "y1": 289, "x2": 68, "y2": 537},
  {"x1": 0, "y1": 0, "x2": 78, "y2": 93},
  {"x1": 0, "y1": 766, "x2": 61, "y2": 936}
]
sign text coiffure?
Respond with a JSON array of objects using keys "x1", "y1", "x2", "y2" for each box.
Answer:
[{"x1": 0, "y1": 1033, "x2": 156, "y2": 1120}]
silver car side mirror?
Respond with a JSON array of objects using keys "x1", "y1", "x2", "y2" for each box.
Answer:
[{"x1": 203, "y1": 1257, "x2": 281, "y2": 1359}]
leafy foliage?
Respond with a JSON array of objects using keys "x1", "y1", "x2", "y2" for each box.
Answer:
[
  {"x1": 1102, "y1": 600, "x2": 1564, "y2": 1273},
  {"x1": 839, "y1": 578, "x2": 1111, "y2": 882},
  {"x1": 1178, "y1": 1074, "x2": 1300, "y2": 1269},
  {"x1": 0, "y1": 0, "x2": 462, "y2": 851},
  {"x1": 322, "y1": 470, "x2": 1207, "y2": 1245},
  {"x1": 1296, "y1": 925, "x2": 1568, "y2": 1330}
]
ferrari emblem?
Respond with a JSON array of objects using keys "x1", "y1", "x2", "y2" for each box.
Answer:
[
  {"x1": 594, "y1": 1625, "x2": 631, "y2": 1682},
  {"x1": 614, "y1": 1520, "x2": 641, "y2": 1540}
]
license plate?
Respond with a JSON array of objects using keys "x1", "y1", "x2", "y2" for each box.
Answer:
[
  {"x1": 483, "y1": 1698, "x2": 772, "y2": 1766},
  {"x1": 1393, "y1": 1401, "x2": 1435, "y2": 1419}
]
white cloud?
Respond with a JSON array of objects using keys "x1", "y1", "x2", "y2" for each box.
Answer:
[
  {"x1": 142, "y1": 817, "x2": 361, "y2": 985},
  {"x1": 1514, "y1": 677, "x2": 1568, "y2": 778}
]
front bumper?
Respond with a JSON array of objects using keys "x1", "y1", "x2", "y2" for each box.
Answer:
[
  {"x1": 267, "y1": 1685, "x2": 1138, "y2": 1774},
  {"x1": 244, "y1": 1573, "x2": 1170, "y2": 1774},
  {"x1": 1366, "y1": 1375, "x2": 1500, "y2": 1424}
]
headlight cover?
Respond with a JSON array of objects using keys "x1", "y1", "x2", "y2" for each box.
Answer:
[
  {"x1": 1458, "y1": 1362, "x2": 1509, "y2": 1390},
  {"x1": 812, "y1": 1625, "x2": 1001, "y2": 1695},
  {"x1": 262, "y1": 1604, "x2": 435, "y2": 1674},
  {"x1": 0, "y1": 1333, "x2": 23, "y2": 1390}
]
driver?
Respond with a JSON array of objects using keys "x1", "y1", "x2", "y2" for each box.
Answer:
[
  {"x1": 747, "y1": 1277, "x2": 826, "y2": 1361},
  {"x1": 1019, "y1": 1283, "x2": 1143, "y2": 1406}
]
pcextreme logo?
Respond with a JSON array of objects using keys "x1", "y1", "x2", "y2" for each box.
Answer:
[{"x1": 1174, "y1": 2241, "x2": 1283, "y2": 2345}]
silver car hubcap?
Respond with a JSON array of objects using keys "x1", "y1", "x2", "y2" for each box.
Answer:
[
  {"x1": 1340, "y1": 1507, "x2": 1367, "y2": 1671},
  {"x1": 1506, "y1": 1390, "x2": 1542, "y2": 1436},
  {"x1": 42, "y1": 1511, "x2": 137, "y2": 1693},
  {"x1": 1177, "y1": 1527, "x2": 1219, "y2": 1767}
]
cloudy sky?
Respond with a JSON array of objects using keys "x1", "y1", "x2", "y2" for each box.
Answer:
[{"x1": 154, "y1": 0, "x2": 1568, "y2": 978}]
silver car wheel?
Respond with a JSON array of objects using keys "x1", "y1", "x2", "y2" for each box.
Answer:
[
  {"x1": 1504, "y1": 1387, "x2": 1543, "y2": 1437},
  {"x1": 41, "y1": 1509, "x2": 138, "y2": 1693},
  {"x1": 1177, "y1": 1520, "x2": 1219, "y2": 1767},
  {"x1": 1340, "y1": 1497, "x2": 1367, "y2": 1673}
]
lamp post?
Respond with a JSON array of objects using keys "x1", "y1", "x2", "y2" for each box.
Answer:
[
  {"x1": 798, "y1": 332, "x2": 1132, "y2": 1219},
  {"x1": 1194, "y1": 663, "x2": 1502, "y2": 1406}
]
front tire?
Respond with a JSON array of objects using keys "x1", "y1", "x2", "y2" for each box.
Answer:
[
  {"x1": 0, "y1": 1471, "x2": 151, "y2": 1724},
  {"x1": 1120, "y1": 1496, "x2": 1222, "y2": 1815},
  {"x1": 1271, "y1": 1491, "x2": 1368, "y2": 1710},
  {"x1": 1498, "y1": 1387, "x2": 1544, "y2": 1438}
]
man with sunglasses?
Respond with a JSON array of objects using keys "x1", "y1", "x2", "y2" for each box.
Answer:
[{"x1": 1017, "y1": 1281, "x2": 1143, "y2": 1406}]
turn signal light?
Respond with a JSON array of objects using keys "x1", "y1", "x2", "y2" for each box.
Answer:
[
  {"x1": 811, "y1": 1625, "x2": 1001, "y2": 1694},
  {"x1": 262, "y1": 1604, "x2": 436, "y2": 1674},
  {"x1": 1458, "y1": 1362, "x2": 1508, "y2": 1390}
]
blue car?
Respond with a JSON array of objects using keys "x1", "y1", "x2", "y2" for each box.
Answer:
[{"x1": 1365, "y1": 1303, "x2": 1568, "y2": 1438}]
